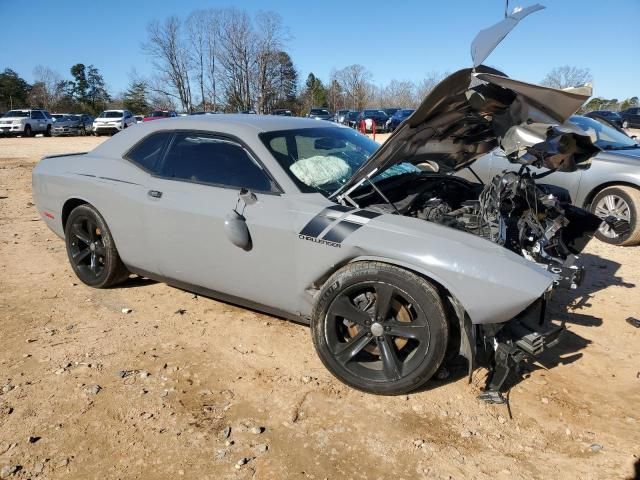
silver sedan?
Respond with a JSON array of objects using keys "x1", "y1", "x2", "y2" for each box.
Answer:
[{"x1": 460, "y1": 116, "x2": 640, "y2": 246}]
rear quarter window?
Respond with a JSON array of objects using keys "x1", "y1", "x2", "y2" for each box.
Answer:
[{"x1": 125, "y1": 132, "x2": 172, "y2": 173}]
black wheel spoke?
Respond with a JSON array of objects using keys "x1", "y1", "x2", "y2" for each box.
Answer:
[
  {"x1": 374, "y1": 284, "x2": 395, "y2": 321},
  {"x1": 331, "y1": 296, "x2": 372, "y2": 326},
  {"x1": 87, "y1": 221, "x2": 97, "y2": 242},
  {"x1": 387, "y1": 322, "x2": 426, "y2": 340},
  {"x1": 335, "y1": 329, "x2": 372, "y2": 364},
  {"x1": 94, "y1": 243, "x2": 106, "y2": 256},
  {"x1": 377, "y1": 335, "x2": 402, "y2": 380},
  {"x1": 72, "y1": 224, "x2": 91, "y2": 245},
  {"x1": 72, "y1": 248, "x2": 91, "y2": 264}
]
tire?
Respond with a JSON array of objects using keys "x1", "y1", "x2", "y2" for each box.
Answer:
[
  {"x1": 23, "y1": 125, "x2": 32, "y2": 137},
  {"x1": 44, "y1": 125, "x2": 52, "y2": 137},
  {"x1": 64, "y1": 204, "x2": 130, "y2": 288},
  {"x1": 311, "y1": 262, "x2": 448, "y2": 395},
  {"x1": 591, "y1": 186, "x2": 640, "y2": 246}
]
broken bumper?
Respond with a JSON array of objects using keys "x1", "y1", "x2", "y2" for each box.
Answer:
[{"x1": 548, "y1": 255, "x2": 585, "y2": 291}]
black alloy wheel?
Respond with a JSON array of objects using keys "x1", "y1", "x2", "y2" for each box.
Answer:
[
  {"x1": 64, "y1": 204, "x2": 129, "y2": 288},
  {"x1": 312, "y1": 262, "x2": 448, "y2": 395}
]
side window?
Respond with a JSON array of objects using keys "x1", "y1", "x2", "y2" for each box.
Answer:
[
  {"x1": 43, "y1": 111, "x2": 52, "y2": 119},
  {"x1": 31, "y1": 111, "x2": 44, "y2": 120},
  {"x1": 125, "y1": 132, "x2": 172, "y2": 173},
  {"x1": 159, "y1": 132, "x2": 276, "y2": 192}
]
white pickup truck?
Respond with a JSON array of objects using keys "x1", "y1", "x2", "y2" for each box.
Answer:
[{"x1": 0, "y1": 109, "x2": 54, "y2": 137}]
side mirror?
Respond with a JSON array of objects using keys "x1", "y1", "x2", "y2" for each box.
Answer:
[{"x1": 224, "y1": 210, "x2": 252, "y2": 251}]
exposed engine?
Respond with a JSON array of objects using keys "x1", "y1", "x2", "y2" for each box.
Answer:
[
  {"x1": 433, "y1": 171, "x2": 575, "y2": 266},
  {"x1": 357, "y1": 169, "x2": 601, "y2": 274}
]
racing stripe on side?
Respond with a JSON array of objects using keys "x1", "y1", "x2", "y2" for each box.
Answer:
[
  {"x1": 322, "y1": 221, "x2": 364, "y2": 243},
  {"x1": 299, "y1": 205, "x2": 355, "y2": 237},
  {"x1": 353, "y1": 209, "x2": 382, "y2": 220},
  {"x1": 319, "y1": 209, "x2": 383, "y2": 243}
]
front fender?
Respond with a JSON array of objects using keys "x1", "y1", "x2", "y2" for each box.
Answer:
[{"x1": 340, "y1": 215, "x2": 555, "y2": 325}]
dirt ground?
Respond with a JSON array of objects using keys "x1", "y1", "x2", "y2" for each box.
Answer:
[{"x1": 1, "y1": 135, "x2": 639, "y2": 480}]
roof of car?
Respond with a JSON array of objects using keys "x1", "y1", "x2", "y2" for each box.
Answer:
[
  {"x1": 90, "y1": 114, "x2": 343, "y2": 158},
  {"x1": 142, "y1": 114, "x2": 340, "y2": 132}
]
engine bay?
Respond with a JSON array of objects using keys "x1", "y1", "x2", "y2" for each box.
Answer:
[{"x1": 355, "y1": 170, "x2": 602, "y2": 271}]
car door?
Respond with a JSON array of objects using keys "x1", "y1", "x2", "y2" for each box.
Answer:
[
  {"x1": 145, "y1": 131, "x2": 298, "y2": 314},
  {"x1": 30, "y1": 110, "x2": 46, "y2": 132}
]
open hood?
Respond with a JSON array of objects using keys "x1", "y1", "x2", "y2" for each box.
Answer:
[
  {"x1": 333, "y1": 67, "x2": 599, "y2": 199},
  {"x1": 471, "y1": 4, "x2": 545, "y2": 67},
  {"x1": 331, "y1": 4, "x2": 599, "y2": 201},
  {"x1": 332, "y1": 5, "x2": 599, "y2": 201}
]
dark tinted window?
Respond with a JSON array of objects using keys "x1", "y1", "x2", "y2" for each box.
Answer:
[
  {"x1": 31, "y1": 110, "x2": 44, "y2": 119},
  {"x1": 159, "y1": 133, "x2": 276, "y2": 192},
  {"x1": 125, "y1": 132, "x2": 171, "y2": 173}
]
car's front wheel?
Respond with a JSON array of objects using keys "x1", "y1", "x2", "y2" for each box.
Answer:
[
  {"x1": 311, "y1": 262, "x2": 448, "y2": 395},
  {"x1": 592, "y1": 186, "x2": 640, "y2": 246},
  {"x1": 64, "y1": 204, "x2": 129, "y2": 288}
]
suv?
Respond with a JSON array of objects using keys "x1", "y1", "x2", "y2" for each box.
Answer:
[
  {"x1": 93, "y1": 110, "x2": 136, "y2": 136},
  {"x1": 620, "y1": 107, "x2": 640, "y2": 129},
  {"x1": 0, "y1": 109, "x2": 53, "y2": 137}
]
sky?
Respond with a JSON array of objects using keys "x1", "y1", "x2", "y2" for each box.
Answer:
[{"x1": 1, "y1": 0, "x2": 639, "y2": 101}]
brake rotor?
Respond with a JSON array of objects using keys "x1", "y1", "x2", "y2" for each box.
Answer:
[{"x1": 346, "y1": 297, "x2": 411, "y2": 355}]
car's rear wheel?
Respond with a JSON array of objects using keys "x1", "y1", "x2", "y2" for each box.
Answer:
[
  {"x1": 311, "y1": 262, "x2": 448, "y2": 395},
  {"x1": 591, "y1": 186, "x2": 640, "y2": 246},
  {"x1": 44, "y1": 125, "x2": 52, "y2": 137},
  {"x1": 23, "y1": 125, "x2": 32, "y2": 137},
  {"x1": 64, "y1": 204, "x2": 129, "y2": 288}
]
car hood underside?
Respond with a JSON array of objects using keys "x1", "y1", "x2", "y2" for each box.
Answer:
[{"x1": 334, "y1": 65, "x2": 599, "y2": 198}]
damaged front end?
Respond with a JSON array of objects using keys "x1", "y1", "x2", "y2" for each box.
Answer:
[
  {"x1": 330, "y1": 56, "x2": 604, "y2": 404},
  {"x1": 328, "y1": 4, "x2": 604, "y2": 401}
]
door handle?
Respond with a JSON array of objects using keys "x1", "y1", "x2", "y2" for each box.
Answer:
[{"x1": 148, "y1": 190, "x2": 163, "y2": 198}]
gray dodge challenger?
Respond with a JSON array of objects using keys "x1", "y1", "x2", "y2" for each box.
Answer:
[{"x1": 32, "y1": 6, "x2": 605, "y2": 401}]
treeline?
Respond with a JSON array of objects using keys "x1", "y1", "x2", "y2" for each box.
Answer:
[
  {"x1": 1, "y1": 9, "x2": 638, "y2": 116},
  {"x1": 0, "y1": 65, "x2": 110, "y2": 115}
]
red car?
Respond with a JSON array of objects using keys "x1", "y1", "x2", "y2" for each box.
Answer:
[{"x1": 143, "y1": 110, "x2": 178, "y2": 122}]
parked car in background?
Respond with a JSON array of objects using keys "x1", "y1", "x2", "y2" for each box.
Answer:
[
  {"x1": 335, "y1": 109, "x2": 351, "y2": 124},
  {"x1": 272, "y1": 109, "x2": 292, "y2": 116},
  {"x1": 383, "y1": 108, "x2": 400, "y2": 117},
  {"x1": 134, "y1": 115, "x2": 144, "y2": 123},
  {"x1": 459, "y1": 115, "x2": 640, "y2": 246},
  {"x1": 357, "y1": 109, "x2": 389, "y2": 132},
  {"x1": 585, "y1": 110, "x2": 624, "y2": 129},
  {"x1": 620, "y1": 107, "x2": 640, "y2": 129},
  {"x1": 53, "y1": 114, "x2": 94, "y2": 136},
  {"x1": 143, "y1": 110, "x2": 177, "y2": 122},
  {"x1": 386, "y1": 109, "x2": 416, "y2": 132},
  {"x1": 0, "y1": 109, "x2": 53, "y2": 137},
  {"x1": 239, "y1": 110, "x2": 257, "y2": 114},
  {"x1": 307, "y1": 108, "x2": 333, "y2": 121},
  {"x1": 93, "y1": 110, "x2": 135, "y2": 136},
  {"x1": 344, "y1": 110, "x2": 360, "y2": 128},
  {"x1": 52, "y1": 113, "x2": 69, "y2": 122}
]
